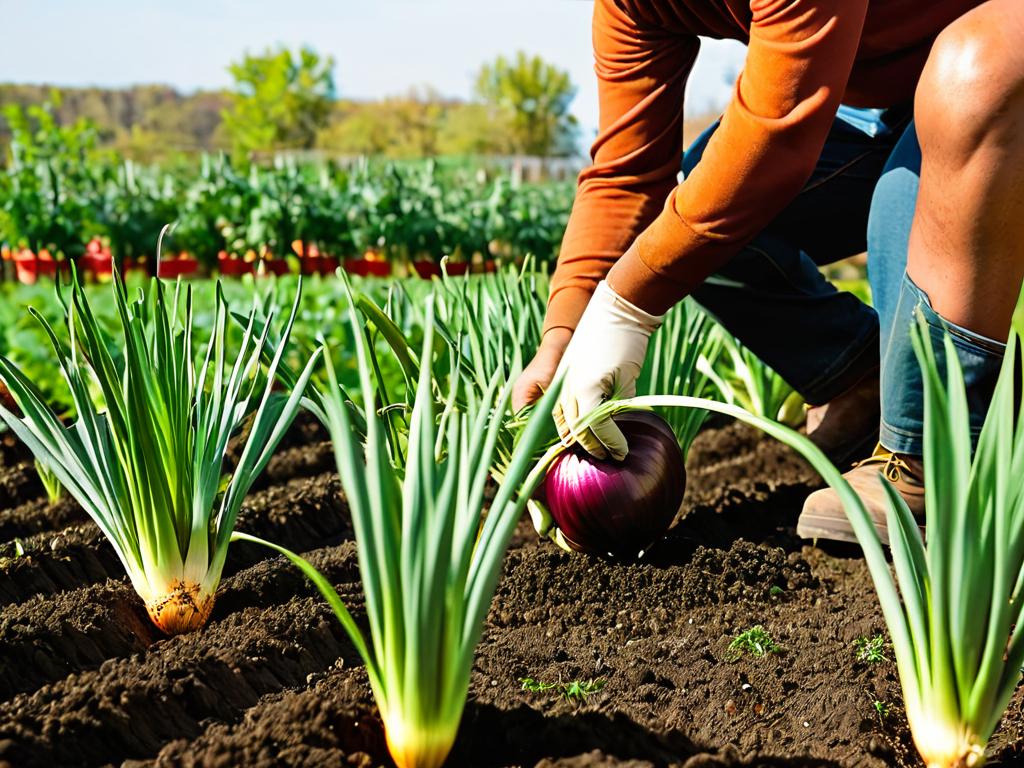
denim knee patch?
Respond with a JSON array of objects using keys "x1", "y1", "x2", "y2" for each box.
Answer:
[{"x1": 880, "y1": 273, "x2": 1004, "y2": 456}]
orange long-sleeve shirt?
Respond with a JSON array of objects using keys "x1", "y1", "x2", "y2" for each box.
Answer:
[{"x1": 545, "y1": 0, "x2": 983, "y2": 333}]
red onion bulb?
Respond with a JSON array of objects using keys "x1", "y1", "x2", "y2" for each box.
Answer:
[{"x1": 543, "y1": 411, "x2": 686, "y2": 559}]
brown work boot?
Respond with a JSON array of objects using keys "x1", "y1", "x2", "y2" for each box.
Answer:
[
  {"x1": 797, "y1": 447, "x2": 926, "y2": 546},
  {"x1": 805, "y1": 368, "x2": 880, "y2": 468}
]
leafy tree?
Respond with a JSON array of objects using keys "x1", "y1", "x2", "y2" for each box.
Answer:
[
  {"x1": 474, "y1": 52, "x2": 578, "y2": 157},
  {"x1": 3, "y1": 95, "x2": 97, "y2": 170},
  {"x1": 0, "y1": 84, "x2": 231, "y2": 163},
  {"x1": 319, "y1": 89, "x2": 455, "y2": 159},
  {"x1": 317, "y1": 103, "x2": 392, "y2": 156},
  {"x1": 380, "y1": 87, "x2": 446, "y2": 157},
  {"x1": 437, "y1": 103, "x2": 510, "y2": 156},
  {"x1": 222, "y1": 47, "x2": 335, "y2": 157}
]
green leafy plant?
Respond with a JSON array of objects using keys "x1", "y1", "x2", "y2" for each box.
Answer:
[
  {"x1": 727, "y1": 625, "x2": 781, "y2": 661},
  {"x1": 235, "y1": 294, "x2": 563, "y2": 768},
  {"x1": 95, "y1": 160, "x2": 178, "y2": 268},
  {"x1": 0, "y1": 251, "x2": 320, "y2": 634},
  {"x1": 244, "y1": 159, "x2": 308, "y2": 260},
  {"x1": 1, "y1": 101, "x2": 96, "y2": 262},
  {"x1": 854, "y1": 635, "x2": 890, "y2": 665},
  {"x1": 520, "y1": 677, "x2": 607, "y2": 702}
]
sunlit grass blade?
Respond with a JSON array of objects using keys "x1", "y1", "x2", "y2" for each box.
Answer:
[
  {"x1": 34, "y1": 459, "x2": 63, "y2": 505},
  {"x1": 637, "y1": 298, "x2": 720, "y2": 454},
  {"x1": 699, "y1": 328, "x2": 803, "y2": 426}
]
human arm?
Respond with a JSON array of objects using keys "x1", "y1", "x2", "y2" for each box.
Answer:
[{"x1": 513, "y1": 0, "x2": 698, "y2": 414}]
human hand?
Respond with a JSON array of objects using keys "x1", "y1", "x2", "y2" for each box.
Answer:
[
  {"x1": 512, "y1": 327, "x2": 572, "y2": 413},
  {"x1": 552, "y1": 281, "x2": 663, "y2": 461}
]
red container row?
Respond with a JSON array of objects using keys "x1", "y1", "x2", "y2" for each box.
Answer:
[
  {"x1": 12, "y1": 249, "x2": 66, "y2": 284},
  {"x1": 4, "y1": 244, "x2": 490, "y2": 284}
]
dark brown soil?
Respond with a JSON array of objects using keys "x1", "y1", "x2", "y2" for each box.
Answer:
[{"x1": 0, "y1": 416, "x2": 1022, "y2": 768}]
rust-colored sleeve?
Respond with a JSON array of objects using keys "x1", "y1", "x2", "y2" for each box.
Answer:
[
  {"x1": 607, "y1": 0, "x2": 870, "y2": 315},
  {"x1": 544, "y1": 0, "x2": 699, "y2": 334}
]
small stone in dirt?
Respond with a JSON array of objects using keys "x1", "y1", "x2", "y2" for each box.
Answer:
[{"x1": 866, "y1": 737, "x2": 895, "y2": 758}]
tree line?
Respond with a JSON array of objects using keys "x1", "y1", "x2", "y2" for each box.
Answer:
[{"x1": 0, "y1": 48, "x2": 580, "y2": 165}]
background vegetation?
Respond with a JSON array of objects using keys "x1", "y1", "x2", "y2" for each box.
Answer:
[{"x1": 0, "y1": 47, "x2": 581, "y2": 164}]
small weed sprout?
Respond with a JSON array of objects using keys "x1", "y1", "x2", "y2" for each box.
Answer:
[
  {"x1": 35, "y1": 460, "x2": 62, "y2": 506},
  {"x1": 562, "y1": 679, "x2": 606, "y2": 701},
  {"x1": 520, "y1": 677, "x2": 606, "y2": 702},
  {"x1": 873, "y1": 700, "x2": 890, "y2": 722},
  {"x1": 854, "y1": 635, "x2": 889, "y2": 664},
  {"x1": 727, "y1": 625, "x2": 780, "y2": 661},
  {"x1": 520, "y1": 677, "x2": 558, "y2": 694},
  {"x1": 768, "y1": 585, "x2": 784, "y2": 597},
  {"x1": 0, "y1": 539, "x2": 27, "y2": 568}
]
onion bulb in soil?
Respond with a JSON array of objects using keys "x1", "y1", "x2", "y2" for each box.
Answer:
[
  {"x1": 145, "y1": 582, "x2": 216, "y2": 635},
  {"x1": 543, "y1": 411, "x2": 686, "y2": 559}
]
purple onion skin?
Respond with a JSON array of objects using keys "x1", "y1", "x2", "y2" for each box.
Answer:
[{"x1": 544, "y1": 411, "x2": 686, "y2": 559}]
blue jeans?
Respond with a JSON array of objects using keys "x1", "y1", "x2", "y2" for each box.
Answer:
[{"x1": 685, "y1": 106, "x2": 1005, "y2": 456}]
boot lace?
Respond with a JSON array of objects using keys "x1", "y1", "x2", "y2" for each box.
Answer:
[{"x1": 853, "y1": 447, "x2": 914, "y2": 484}]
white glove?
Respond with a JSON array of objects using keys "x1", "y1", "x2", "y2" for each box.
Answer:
[{"x1": 553, "y1": 281, "x2": 663, "y2": 461}]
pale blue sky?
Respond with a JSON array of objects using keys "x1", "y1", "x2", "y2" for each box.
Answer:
[{"x1": 1, "y1": 0, "x2": 746, "y2": 143}]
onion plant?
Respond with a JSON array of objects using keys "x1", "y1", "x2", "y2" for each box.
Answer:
[
  {"x1": 699, "y1": 330, "x2": 804, "y2": 426},
  {"x1": 236, "y1": 295, "x2": 562, "y2": 768},
  {"x1": 637, "y1": 298, "x2": 719, "y2": 455},
  {"x1": 340, "y1": 261, "x2": 552, "y2": 478},
  {"x1": 433, "y1": 258, "x2": 547, "y2": 391},
  {"x1": 433, "y1": 260, "x2": 551, "y2": 474},
  {"x1": 0, "y1": 264, "x2": 319, "y2": 634},
  {"x1": 572, "y1": 304, "x2": 1024, "y2": 767}
]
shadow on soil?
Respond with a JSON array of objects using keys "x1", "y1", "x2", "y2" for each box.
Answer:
[{"x1": 453, "y1": 700, "x2": 845, "y2": 768}]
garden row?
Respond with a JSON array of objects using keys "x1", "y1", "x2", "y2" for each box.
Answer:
[
  {"x1": 0, "y1": 104, "x2": 573, "y2": 282},
  {"x1": 10, "y1": 395, "x2": 1000, "y2": 767},
  {"x1": 0, "y1": 268, "x2": 797, "y2": 458},
  {"x1": 0, "y1": 266, "x2": 1022, "y2": 767}
]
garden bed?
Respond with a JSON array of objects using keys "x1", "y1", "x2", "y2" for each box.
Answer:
[{"x1": 0, "y1": 419, "x2": 1021, "y2": 768}]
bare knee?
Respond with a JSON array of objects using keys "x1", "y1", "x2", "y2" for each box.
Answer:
[{"x1": 915, "y1": 1, "x2": 1024, "y2": 155}]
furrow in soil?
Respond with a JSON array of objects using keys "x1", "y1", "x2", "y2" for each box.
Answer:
[
  {"x1": 0, "y1": 544, "x2": 365, "y2": 768},
  {"x1": 0, "y1": 471, "x2": 350, "y2": 607}
]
